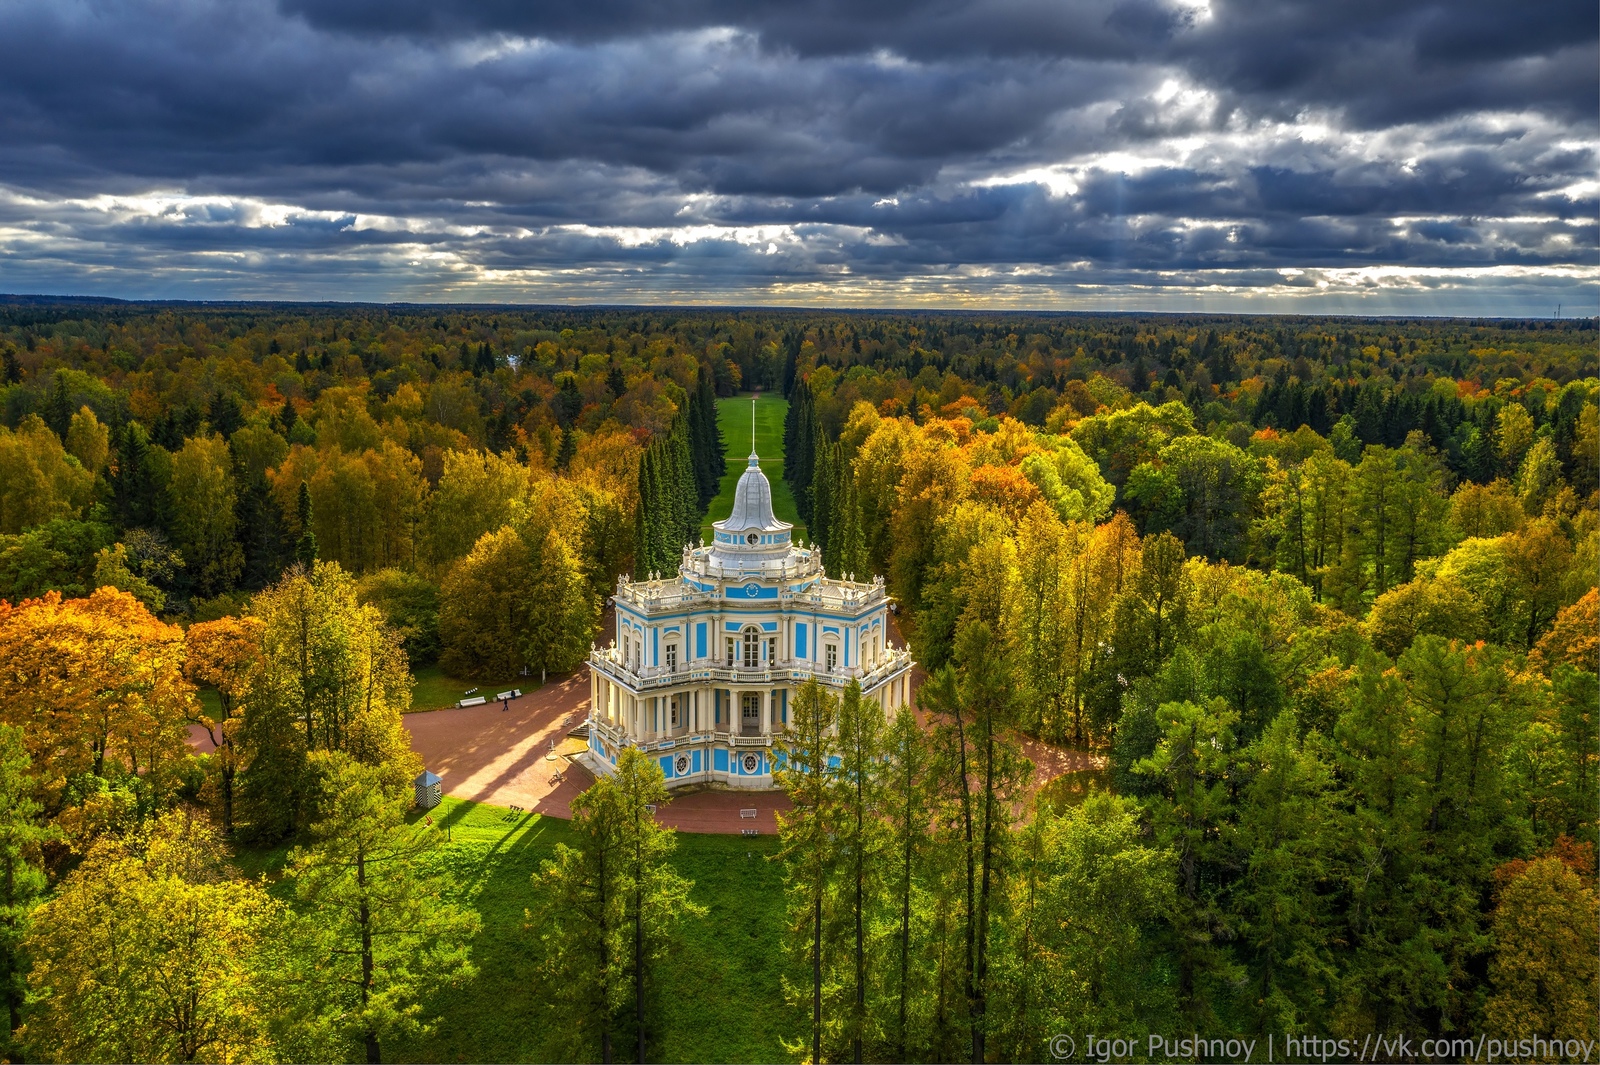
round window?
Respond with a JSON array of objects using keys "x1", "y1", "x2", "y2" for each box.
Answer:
[
  {"x1": 674, "y1": 753, "x2": 690, "y2": 776},
  {"x1": 746, "y1": 532, "x2": 759, "y2": 545},
  {"x1": 742, "y1": 753, "x2": 759, "y2": 774}
]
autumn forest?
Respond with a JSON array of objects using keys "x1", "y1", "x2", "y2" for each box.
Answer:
[{"x1": 0, "y1": 299, "x2": 1595, "y2": 1064}]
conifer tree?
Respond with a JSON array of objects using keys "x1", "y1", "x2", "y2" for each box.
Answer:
[
  {"x1": 109, "y1": 420, "x2": 162, "y2": 531},
  {"x1": 775, "y1": 679, "x2": 842, "y2": 1065},
  {"x1": 688, "y1": 368, "x2": 724, "y2": 506},
  {"x1": 787, "y1": 379, "x2": 817, "y2": 521},
  {"x1": 884, "y1": 707, "x2": 935, "y2": 1061},
  {"x1": 835, "y1": 680, "x2": 887, "y2": 1063},
  {"x1": 812, "y1": 438, "x2": 835, "y2": 569},
  {"x1": 295, "y1": 481, "x2": 319, "y2": 570},
  {"x1": 238, "y1": 470, "x2": 289, "y2": 589},
  {"x1": 923, "y1": 620, "x2": 1030, "y2": 1064},
  {"x1": 286, "y1": 754, "x2": 479, "y2": 1064},
  {"x1": 0, "y1": 726, "x2": 50, "y2": 1054}
]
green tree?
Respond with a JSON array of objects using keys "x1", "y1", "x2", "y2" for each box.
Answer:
[
  {"x1": 438, "y1": 518, "x2": 596, "y2": 678},
  {"x1": 286, "y1": 754, "x2": 480, "y2": 1064},
  {"x1": 1158, "y1": 434, "x2": 1262, "y2": 562},
  {"x1": 92, "y1": 541, "x2": 167, "y2": 612},
  {"x1": 167, "y1": 434, "x2": 243, "y2": 597},
  {"x1": 775, "y1": 679, "x2": 841, "y2": 1065},
  {"x1": 882, "y1": 706, "x2": 936, "y2": 1061},
  {"x1": 529, "y1": 760, "x2": 631, "y2": 1062},
  {"x1": 420, "y1": 448, "x2": 529, "y2": 573},
  {"x1": 923, "y1": 619, "x2": 1031, "y2": 1063},
  {"x1": 0, "y1": 726, "x2": 50, "y2": 1054},
  {"x1": 239, "y1": 562, "x2": 416, "y2": 839},
  {"x1": 991, "y1": 793, "x2": 1176, "y2": 1058},
  {"x1": 1111, "y1": 531, "x2": 1191, "y2": 685},
  {"x1": 1133, "y1": 698, "x2": 1241, "y2": 1029},
  {"x1": 834, "y1": 680, "x2": 886, "y2": 1063},
  {"x1": 1232, "y1": 713, "x2": 1336, "y2": 1034},
  {"x1": 295, "y1": 481, "x2": 319, "y2": 570},
  {"x1": 356, "y1": 569, "x2": 442, "y2": 667}
]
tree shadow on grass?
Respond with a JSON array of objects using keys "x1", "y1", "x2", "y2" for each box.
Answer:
[{"x1": 392, "y1": 805, "x2": 802, "y2": 1064}]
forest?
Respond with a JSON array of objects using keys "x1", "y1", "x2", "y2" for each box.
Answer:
[{"x1": 0, "y1": 298, "x2": 1594, "y2": 1063}]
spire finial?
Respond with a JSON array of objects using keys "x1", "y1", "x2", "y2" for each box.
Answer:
[{"x1": 748, "y1": 396, "x2": 759, "y2": 467}]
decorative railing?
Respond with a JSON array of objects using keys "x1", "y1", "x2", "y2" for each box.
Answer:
[
  {"x1": 612, "y1": 563, "x2": 890, "y2": 614},
  {"x1": 589, "y1": 648, "x2": 913, "y2": 692},
  {"x1": 587, "y1": 723, "x2": 776, "y2": 755}
]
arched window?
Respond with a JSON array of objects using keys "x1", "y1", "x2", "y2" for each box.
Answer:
[
  {"x1": 665, "y1": 640, "x2": 679, "y2": 673},
  {"x1": 742, "y1": 626, "x2": 761, "y2": 669},
  {"x1": 825, "y1": 642, "x2": 838, "y2": 672}
]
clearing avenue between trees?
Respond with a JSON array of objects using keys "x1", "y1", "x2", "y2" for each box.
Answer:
[{"x1": 393, "y1": 394, "x2": 1099, "y2": 834}]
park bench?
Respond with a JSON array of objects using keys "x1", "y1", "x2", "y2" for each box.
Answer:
[
  {"x1": 741, "y1": 828, "x2": 759, "y2": 837},
  {"x1": 739, "y1": 808, "x2": 757, "y2": 819}
]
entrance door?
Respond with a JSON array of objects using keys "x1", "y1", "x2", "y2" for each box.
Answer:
[{"x1": 740, "y1": 692, "x2": 761, "y2": 732}]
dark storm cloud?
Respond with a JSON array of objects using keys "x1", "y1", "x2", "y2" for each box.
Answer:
[{"x1": 0, "y1": 0, "x2": 1593, "y2": 310}]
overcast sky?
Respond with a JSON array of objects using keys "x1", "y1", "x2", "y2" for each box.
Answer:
[{"x1": 0, "y1": 0, "x2": 1594, "y2": 313}]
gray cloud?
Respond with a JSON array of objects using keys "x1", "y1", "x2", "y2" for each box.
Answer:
[{"x1": 0, "y1": 0, "x2": 1593, "y2": 311}]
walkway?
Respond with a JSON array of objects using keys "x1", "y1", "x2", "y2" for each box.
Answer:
[
  {"x1": 187, "y1": 623, "x2": 1098, "y2": 836},
  {"x1": 403, "y1": 670, "x2": 798, "y2": 833}
]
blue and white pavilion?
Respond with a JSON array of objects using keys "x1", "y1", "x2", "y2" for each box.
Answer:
[{"x1": 582, "y1": 443, "x2": 915, "y2": 789}]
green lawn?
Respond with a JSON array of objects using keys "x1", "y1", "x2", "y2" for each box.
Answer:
[
  {"x1": 410, "y1": 665, "x2": 542, "y2": 713},
  {"x1": 385, "y1": 797, "x2": 796, "y2": 1064},
  {"x1": 702, "y1": 393, "x2": 806, "y2": 542}
]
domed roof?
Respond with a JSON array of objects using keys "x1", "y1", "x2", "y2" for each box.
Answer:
[{"x1": 714, "y1": 452, "x2": 793, "y2": 536}]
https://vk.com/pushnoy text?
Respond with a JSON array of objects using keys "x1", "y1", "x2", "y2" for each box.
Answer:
[{"x1": 1051, "y1": 1031, "x2": 1600, "y2": 1063}]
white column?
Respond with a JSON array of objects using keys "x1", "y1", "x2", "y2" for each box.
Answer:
[{"x1": 762, "y1": 689, "x2": 772, "y2": 736}]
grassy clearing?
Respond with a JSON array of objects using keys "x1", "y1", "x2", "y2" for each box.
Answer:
[
  {"x1": 386, "y1": 796, "x2": 796, "y2": 1064},
  {"x1": 410, "y1": 664, "x2": 540, "y2": 713},
  {"x1": 702, "y1": 392, "x2": 806, "y2": 541}
]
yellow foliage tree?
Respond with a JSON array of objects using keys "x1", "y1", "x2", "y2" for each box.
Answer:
[
  {"x1": 0, "y1": 588, "x2": 193, "y2": 813},
  {"x1": 1485, "y1": 854, "x2": 1600, "y2": 1044},
  {"x1": 22, "y1": 810, "x2": 282, "y2": 1064},
  {"x1": 0, "y1": 415, "x2": 94, "y2": 534},
  {"x1": 168, "y1": 435, "x2": 243, "y2": 596}
]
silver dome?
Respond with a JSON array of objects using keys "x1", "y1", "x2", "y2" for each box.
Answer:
[{"x1": 714, "y1": 452, "x2": 793, "y2": 536}]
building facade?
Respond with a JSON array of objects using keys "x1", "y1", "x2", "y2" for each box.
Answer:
[{"x1": 581, "y1": 446, "x2": 915, "y2": 789}]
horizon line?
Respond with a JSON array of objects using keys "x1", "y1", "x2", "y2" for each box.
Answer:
[{"x1": 0, "y1": 292, "x2": 1588, "y2": 323}]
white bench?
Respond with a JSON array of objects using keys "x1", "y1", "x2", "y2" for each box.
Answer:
[
  {"x1": 739, "y1": 809, "x2": 757, "y2": 819},
  {"x1": 457, "y1": 696, "x2": 487, "y2": 707}
]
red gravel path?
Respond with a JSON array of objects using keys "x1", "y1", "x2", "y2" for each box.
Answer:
[{"x1": 186, "y1": 616, "x2": 1100, "y2": 835}]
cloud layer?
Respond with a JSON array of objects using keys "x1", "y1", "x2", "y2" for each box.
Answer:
[{"x1": 0, "y1": 0, "x2": 1594, "y2": 311}]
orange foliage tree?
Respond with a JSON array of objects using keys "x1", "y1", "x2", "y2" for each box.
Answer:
[{"x1": 0, "y1": 588, "x2": 193, "y2": 814}]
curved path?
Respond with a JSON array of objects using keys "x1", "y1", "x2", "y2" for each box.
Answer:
[
  {"x1": 401, "y1": 609, "x2": 1101, "y2": 835},
  {"x1": 189, "y1": 618, "x2": 1103, "y2": 835}
]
